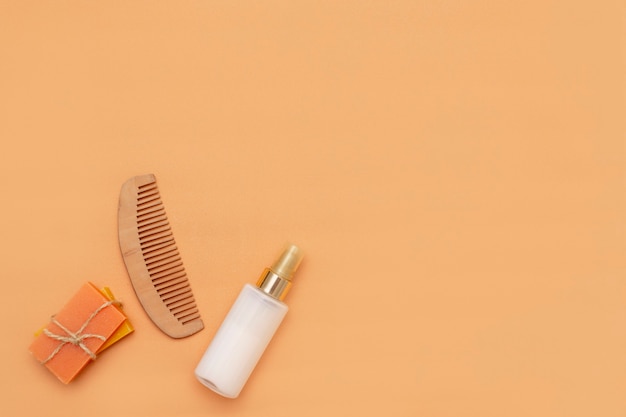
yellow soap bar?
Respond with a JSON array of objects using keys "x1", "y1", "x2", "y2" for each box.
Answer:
[{"x1": 98, "y1": 287, "x2": 134, "y2": 352}]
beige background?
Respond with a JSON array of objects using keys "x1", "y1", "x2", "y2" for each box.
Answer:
[{"x1": 1, "y1": 1, "x2": 624, "y2": 416}]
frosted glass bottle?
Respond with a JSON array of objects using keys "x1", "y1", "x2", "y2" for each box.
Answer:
[{"x1": 195, "y1": 244, "x2": 304, "y2": 398}]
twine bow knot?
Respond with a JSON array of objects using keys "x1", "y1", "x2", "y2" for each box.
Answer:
[{"x1": 41, "y1": 300, "x2": 121, "y2": 364}]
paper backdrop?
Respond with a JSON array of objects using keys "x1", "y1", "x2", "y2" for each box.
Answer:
[{"x1": 1, "y1": 1, "x2": 624, "y2": 416}]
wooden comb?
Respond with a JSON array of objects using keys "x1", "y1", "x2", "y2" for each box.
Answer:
[{"x1": 118, "y1": 174, "x2": 204, "y2": 338}]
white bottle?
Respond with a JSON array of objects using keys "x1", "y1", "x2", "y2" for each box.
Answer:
[{"x1": 195, "y1": 244, "x2": 304, "y2": 398}]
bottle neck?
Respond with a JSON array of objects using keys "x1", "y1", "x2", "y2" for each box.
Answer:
[{"x1": 256, "y1": 268, "x2": 292, "y2": 301}]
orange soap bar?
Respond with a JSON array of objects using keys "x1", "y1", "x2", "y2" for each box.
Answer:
[{"x1": 29, "y1": 282, "x2": 127, "y2": 384}]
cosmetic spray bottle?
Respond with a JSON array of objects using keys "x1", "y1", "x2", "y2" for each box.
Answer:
[{"x1": 195, "y1": 244, "x2": 304, "y2": 398}]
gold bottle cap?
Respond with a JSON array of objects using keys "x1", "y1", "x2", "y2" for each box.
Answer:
[
  {"x1": 257, "y1": 244, "x2": 304, "y2": 301},
  {"x1": 270, "y1": 244, "x2": 304, "y2": 280}
]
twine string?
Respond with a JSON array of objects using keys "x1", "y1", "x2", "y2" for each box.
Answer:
[{"x1": 40, "y1": 299, "x2": 121, "y2": 365}]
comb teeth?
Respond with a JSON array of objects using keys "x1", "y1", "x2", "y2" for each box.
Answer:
[
  {"x1": 118, "y1": 174, "x2": 204, "y2": 338},
  {"x1": 137, "y1": 180, "x2": 199, "y2": 322}
]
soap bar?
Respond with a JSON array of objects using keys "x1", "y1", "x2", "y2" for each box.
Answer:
[
  {"x1": 29, "y1": 282, "x2": 127, "y2": 383},
  {"x1": 33, "y1": 287, "x2": 133, "y2": 354},
  {"x1": 97, "y1": 287, "x2": 134, "y2": 352}
]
